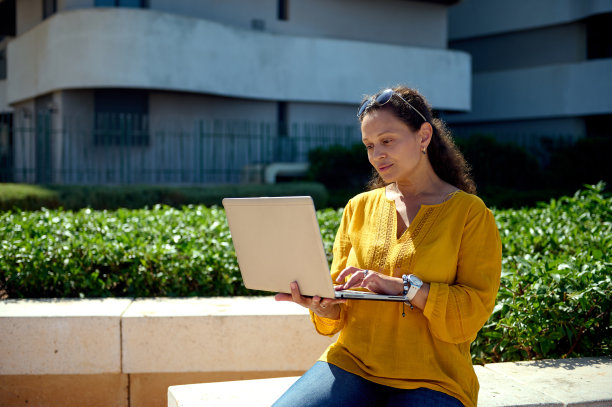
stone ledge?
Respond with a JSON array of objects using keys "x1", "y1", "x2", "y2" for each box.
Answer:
[
  {"x1": 121, "y1": 297, "x2": 334, "y2": 373},
  {"x1": 0, "y1": 373, "x2": 128, "y2": 407},
  {"x1": 0, "y1": 297, "x2": 333, "y2": 376},
  {"x1": 168, "y1": 357, "x2": 612, "y2": 407},
  {"x1": 2, "y1": 298, "x2": 610, "y2": 407},
  {"x1": 1, "y1": 296, "x2": 327, "y2": 407},
  {"x1": 0, "y1": 298, "x2": 131, "y2": 375}
]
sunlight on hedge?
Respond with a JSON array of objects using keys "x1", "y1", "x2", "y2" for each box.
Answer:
[{"x1": 1, "y1": 183, "x2": 610, "y2": 362}]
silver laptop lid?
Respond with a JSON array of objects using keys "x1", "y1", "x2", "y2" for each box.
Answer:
[{"x1": 222, "y1": 196, "x2": 336, "y2": 298}]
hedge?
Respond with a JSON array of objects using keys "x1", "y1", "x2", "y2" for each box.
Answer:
[
  {"x1": 1, "y1": 183, "x2": 610, "y2": 362},
  {"x1": 0, "y1": 182, "x2": 329, "y2": 211},
  {"x1": 305, "y1": 136, "x2": 611, "y2": 209},
  {"x1": 0, "y1": 184, "x2": 61, "y2": 211},
  {"x1": 471, "y1": 182, "x2": 611, "y2": 363}
]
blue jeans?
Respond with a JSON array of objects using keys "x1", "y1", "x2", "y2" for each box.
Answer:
[{"x1": 272, "y1": 361, "x2": 464, "y2": 407}]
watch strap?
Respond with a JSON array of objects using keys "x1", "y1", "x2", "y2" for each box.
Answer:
[{"x1": 406, "y1": 283, "x2": 420, "y2": 301}]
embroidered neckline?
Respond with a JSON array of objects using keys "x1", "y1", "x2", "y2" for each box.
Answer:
[{"x1": 365, "y1": 188, "x2": 460, "y2": 276}]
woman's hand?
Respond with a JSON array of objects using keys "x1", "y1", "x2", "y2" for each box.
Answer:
[
  {"x1": 275, "y1": 281, "x2": 346, "y2": 320},
  {"x1": 335, "y1": 266, "x2": 403, "y2": 296},
  {"x1": 336, "y1": 266, "x2": 430, "y2": 310}
]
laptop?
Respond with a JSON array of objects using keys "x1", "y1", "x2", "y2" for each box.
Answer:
[{"x1": 222, "y1": 196, "x2": 406, "y2": 302}]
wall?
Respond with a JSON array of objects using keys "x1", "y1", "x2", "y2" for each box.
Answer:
[
  {"x1": 6, "y1": 8, "x2": 471, "y2": 111},
  {"x1": 149, "y1": 91, "x2": 277, "y2": 125},
  {"x1": 16, "y1": 0, "x2": 42, "y2": 36},
  {"x1": 9, "y1": 88, "x2": 364, "y2": 185},
  {"x1": 445, "y1": 0, "x2": 612, "y2": 140},
  {"x1": 444, "y1": 59, "x2": 612, "y2": 124},
  {"x1": 289, "y1": 101, "x2": 357, "y2": 127},
  {"x1": 10, "y1": 99, "x2": 35, "y2": 183},
  {"x1": 448, "y1": 117, "x2": 587, "y2": 144},
  {"x1": 0, "y1": 297, "x2": 335, "y2": 407},
  {"x1": 58, "y1": 0, "x2": 94, "y2": 11},
  {"x1": 150, "y1": 0, "x2": 448, "y2": 48},
  {"x1": 451, "y1": 22, "x2": 587, "y2": 72},
  {"x1": 448, "y1": 0, "x2": 612, "y2": 41},
  {"x1": 0, "y1": 80, "x2": 9, "y2": 112}
]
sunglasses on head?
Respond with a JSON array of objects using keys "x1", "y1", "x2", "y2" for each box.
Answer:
[{"x1": 357, "y1": 88, "x2": 428, "y2": 123}]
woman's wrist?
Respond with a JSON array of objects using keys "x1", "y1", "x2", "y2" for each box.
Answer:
[
  {"x1": 395, "y1": 276, "x2": 405, "y2": 295},
  {"x1": 316, "y1": 304, "x2": 342, "y2": 320}
]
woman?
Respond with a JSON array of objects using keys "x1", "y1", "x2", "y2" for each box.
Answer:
[{"x1": 274, "y1": 86, "x2": 502, "y2": 407}]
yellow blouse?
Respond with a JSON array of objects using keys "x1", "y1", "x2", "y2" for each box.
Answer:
[{"x1": 310, "y1": 187, "x2": 502, "y2": 407}]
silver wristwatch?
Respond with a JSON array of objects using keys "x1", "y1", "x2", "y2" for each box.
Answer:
[{"x1": 405, "y1": 274, "x2": 423, "y2": 301}]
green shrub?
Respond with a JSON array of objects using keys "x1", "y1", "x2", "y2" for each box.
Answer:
[
  {"x1": 0, "y1": 203, "x2": 339, "y2": 299},
  {"x1": 546, "y1": 136, "x2": 612, "y2": 190},
  {"x1": 0, "y1": 182, "x2": 329, "y2": 211},
  {"x1": 0, "y1": 204, "x2": 246, "y2": 298},
  {"x1": 477, "y1": 186, "x2": 568, "y2": 210},
  {"x1": 472, "y1": 182, "x2": 611, "y2": 363},
  {"x1": 306, "y1": 144, "x2": 372, "y2": 207},
  {"x1": 0, "y1": 183, "x2": 60, "y2": 211},
  {"x1": 1, "y1": 184, "x2": 609, "y2": 362},
  {"x1": 456, "y1": 134, "x2": 542, "y2": 189}
]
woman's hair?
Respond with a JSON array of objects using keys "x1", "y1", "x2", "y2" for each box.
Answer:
[{"x1": 358, "y1": 86, "x2": 476, "y2": 194}]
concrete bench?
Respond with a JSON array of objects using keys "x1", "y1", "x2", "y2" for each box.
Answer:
[
  {"x1": 2, "y1": 298, "x2": 609, "y2": 407},
  {"x1": 0, "y1": 297, "x2": 333, "y2": 407},
  {"x1": 168, "y1": 357, "x2": 612, "y2": 407}
]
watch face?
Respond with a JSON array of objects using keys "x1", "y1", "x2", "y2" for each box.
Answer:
[{"x1": 409, "y1": 275, "x2": 423, "y2": 287}]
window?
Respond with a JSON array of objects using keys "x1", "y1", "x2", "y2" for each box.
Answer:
[
  {"x1": 0, "y1": 113, "x2": 13, "y2": 182},
  {"x1": 42, "y1": 0, "x2": 57, "y2": 20},
  {"x1": 0, "y1": 0, "x2": 16, "y2": 36},
  {"x1": 251, "y1": 19, "x2": 266, "y2": 31},
  {"x1": 0, "y1": 49, "x2": 6, "y2": 80},
  {"x1": 587, "y1": 13, "x2": 612, "y2": 59},
  {"x1": 277, "y1": 0, "x2": 288, "y2": 21},
  {"x1": 94, "y1": 89, "x2": 149, "y2": 146},
  {"x1": 277, "y1": 102, "x2": 288, "y2": 137},
  {"x1": 94, "y1": 0, "x2": 149, "y2": 8},
  {"x1": 585, "y1": 114, "x2": 612, "y2": 138},
  {"x1": 274, "y1": 101, "x2": 295, "y2": 161}
]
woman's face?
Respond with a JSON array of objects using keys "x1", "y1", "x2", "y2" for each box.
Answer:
[{"x1": 361, "y1": 108, "x2": 427, "y2": 184}]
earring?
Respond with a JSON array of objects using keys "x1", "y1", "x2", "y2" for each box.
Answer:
[{"x1": 422, "y1": 149, "x2": 427, "y2": 155}]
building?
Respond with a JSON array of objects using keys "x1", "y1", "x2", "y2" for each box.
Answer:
[
  {"x1": 0, "y1": 0, "x2": 469, "y2": 184},
  {"x1": 445, "y1": 0, "x2": 612, "y2": 147}
]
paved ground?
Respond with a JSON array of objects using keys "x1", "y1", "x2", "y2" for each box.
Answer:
[{"x1": 168, "y1": 357, "x2": 612, "y2": 407}]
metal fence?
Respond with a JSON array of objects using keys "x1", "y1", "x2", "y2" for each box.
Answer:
[
  {"x1": 0, "y1": 112, "x2": 583, "y2": 185},
  {"x1": 0, "y1": 113, "x2": 361, "y2": 184}
]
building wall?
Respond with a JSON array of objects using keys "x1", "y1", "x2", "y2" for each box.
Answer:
[
  {"x1": 450, "y1": 22, "x2": 587, "y2": 73},
  {"x1": 16, "y1": 0, "x2": 43, "y2": 36},
  {"x1": 140, "y1": 0, "x2": 448, "y2": 48},
  {"x1": 11, "y1": 98, "x2": 35, "y2": 182},
  {"x1": 446, "y1": 59, "x2": 612, "y2": 123},
  {"x1": 6, "y1": 0, "x2": 469, "y2": 184},
  {"x1": 6, "y1": 8, "x2": 470, "y2": 110},
  {"x1": 54, "y1": 0, "x2": 448, "y2": 48},
  {"x1": 446, "y1": 0, "x2": 612, "y2": 140},
  {"x1": 448, "y1": 0, "x2": 612, "y2": 41},
  {"x1": 149, "y1": 92, "x2": 277, "y2": 127},
  {"x1": 58, "y1": 0, "x2": 94, "y2": 11},
  {"x1": 0, "y1": 81, "x2": 9, "y2": 112},
  {"x1": 448, "y1": 117, "x2": 587, "y2": 141},
  {"x1": 7, "y1": 88, "x2": 363, "y2": 185},
  {"x1": 289, "y1": 102, "x2": 357, "y2": 127}
]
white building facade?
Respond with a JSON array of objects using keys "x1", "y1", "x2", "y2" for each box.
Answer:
[
  {"x1": 0, "y1": 0, "x2": 470, "y2": 184},
  {"x1": 445, "y1": 0, "x2": 612, "y2": 142}
]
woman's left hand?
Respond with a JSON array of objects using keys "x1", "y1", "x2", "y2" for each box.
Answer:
[{"x1": 335, "y1": 266, "x2": 403, "y2": 296}]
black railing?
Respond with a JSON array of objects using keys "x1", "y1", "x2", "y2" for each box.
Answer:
[{"x1": 2, "y1": 113, "x2": 361, "y2": 185}]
